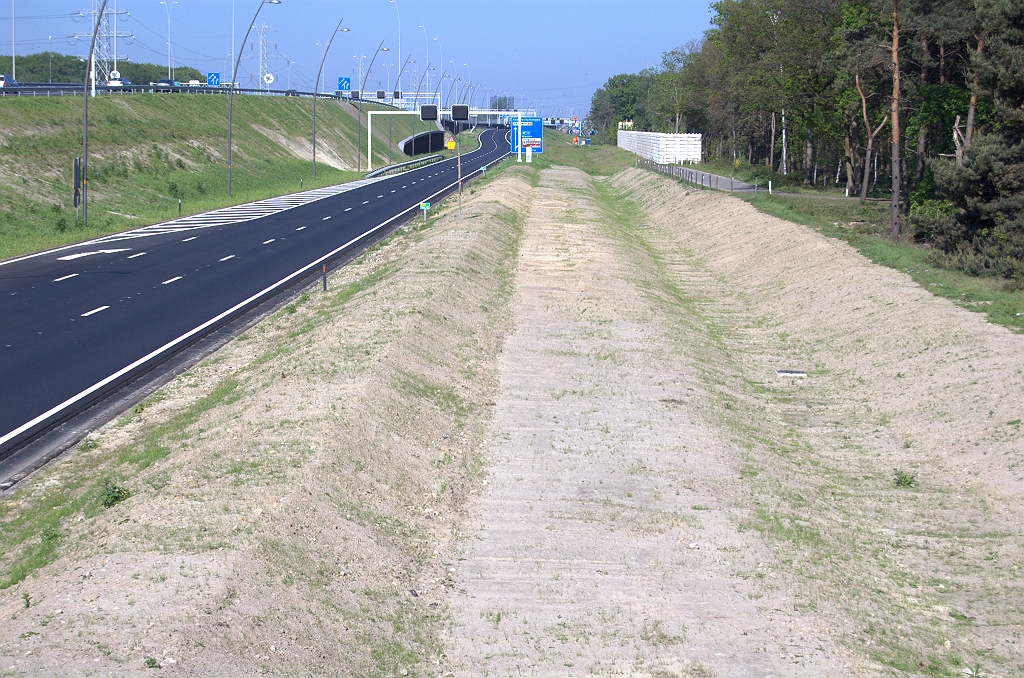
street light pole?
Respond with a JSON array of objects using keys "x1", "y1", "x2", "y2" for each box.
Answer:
[
  {"x1": 160, "y1": 1, "x2": 177, "y2": 79},
  {"x1": 312, "y1": 18, "x2": 348, "y2": 180},
  {"x1": 11, "y1": 0, "x2": 15, "y2": 83},
  {"x1": 82, "y1": 0, "x2": 110, "y2": 230},
  {"x1": 358, "y1": 41, "x2": 388, "y2": 171},
  {"x1": 419, "y1": 24, "x2": 428, "y2": 101},
  {"x1": 388, "y1": 0, "x2": 401, "y2": 94},
  {"x1": 228, "y1": 0, "x2": 281, "y2": 197}
]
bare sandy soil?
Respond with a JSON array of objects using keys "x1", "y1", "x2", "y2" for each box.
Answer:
[{"x1": 1, "y1": 163, "x2": 1022, "y2": 677}]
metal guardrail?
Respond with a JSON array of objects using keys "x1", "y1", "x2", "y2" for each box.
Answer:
[
  {"x1": 365, "y1": 153, "x2": 443, "y2": 178},
  {"x1": 637, "y1": 157, "x2": 755, "y2": 192},
  {"x1": 0, "y1": 82, "x2": 407, "y2": 104}
]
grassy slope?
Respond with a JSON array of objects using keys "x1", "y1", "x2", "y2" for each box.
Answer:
[{"x1": 0, "y1": 94, "x2": 413, "y2": 260}]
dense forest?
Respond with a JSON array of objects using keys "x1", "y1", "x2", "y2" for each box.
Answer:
[
  {"x1": 590, "y1": 0, "x2": 1024, "y2": 282},
  {"x1": 0, "y1": 53, "x2": 202, "y2": 86}
]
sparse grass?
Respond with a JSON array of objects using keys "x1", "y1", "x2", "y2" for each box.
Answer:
[
  {"x1": 98, "y1": 479, "x2": 130, "y2": 507},
  {"x1": 144, "y1": 657, "x2": 160, "y2": 668},
  {"x1": 534, "y1": 129, "x2": 635, "y2": 176},
  {"x1": 735, "y1": 193, "x2": 1024, "y2": 333}
]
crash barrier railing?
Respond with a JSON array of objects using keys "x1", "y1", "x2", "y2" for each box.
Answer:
[
  {"x1": 637, "y1": 157, "x2": 758, "y2": 193},
  {"x1": 365, "y1": 153, "x2": 443, "y2": 179},
  {"x1": 0, "y1": 83, "x2": 405, "y2": 106}
]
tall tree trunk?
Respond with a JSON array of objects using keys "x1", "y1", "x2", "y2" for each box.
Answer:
[
  {"x1": 675, "y1": 112, "x2": 681, "y2": 134},
  {"x1": 890, "y1": 0, "x2": 902, "y2": 240},
  {"x1": 966, "y1": 34, "x2": 986, "y2": 147},
  {"x1": 915, "y1": 54, "x2": 929, "y2": 186},
  {"x1": 844, "y1": 124, "x2": 857, "y2": 195},
  {"x1": 770, "y1": 112, "x2": 776, "y2": 168},
  {"x1": 857, "y1": 73, "x2": 889, "y2": 202},
  {"x1": 804, "y1": 130, "x2": 814, "y2": 185},
  {"x1": 939, "y1": 43, "x2": 946, "y2": 83},
  {"x1": 781, "y1": 108, "x2": 789, "y2": 174}
]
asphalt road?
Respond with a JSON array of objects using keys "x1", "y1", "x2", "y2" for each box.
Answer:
[{"x1": 0, "y1": 127, "x2": 510, "y2": 463}]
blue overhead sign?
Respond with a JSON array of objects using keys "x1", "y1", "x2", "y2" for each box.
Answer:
[
  {"x1": 510, "y1": 117, "x2": 544, "y2": 154},
  {"x1": 207, "y1": 72, "x2": 220, "y2": 87},
  {"x1": 337, "y1": 77, "x2": 351, "y2": 92}
]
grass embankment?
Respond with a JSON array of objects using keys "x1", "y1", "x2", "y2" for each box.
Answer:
[
  {"x1": 625, "y1": 151, "x2": 1024, "y2": 332},
  {"x1": 736, "y1": 193, "x2": 1024, "y2": 332},
  {"x1": 0, "y1": 94, "x2": 414, "y2": 260}
]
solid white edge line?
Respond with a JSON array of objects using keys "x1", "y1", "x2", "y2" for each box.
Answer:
[
  {"x1": 0, "y1": 132, "x2": 510, "y2": 448},
  {"x1": 81, "y1": 306, "x2": 109, "y2": 317},
  {"x1": 53, "y1": 274, "x2": 79, "y2": 282},
  {"x1": 161, "y1": 276, "x2": 182, "y2": 285}
]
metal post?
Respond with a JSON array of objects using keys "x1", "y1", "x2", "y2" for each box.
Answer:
[
  {"x1": 228, "y1": 0, "x2": 280, "y2": 197},
  {"x1": 82, "y1": 0, "x2": 110, "y2": 231}
]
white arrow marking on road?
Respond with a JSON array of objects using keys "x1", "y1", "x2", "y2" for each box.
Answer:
[
  {"x1": 53, "y1": 274, "x2": 79, "y2": 282},
  {"x1": 81, "y1": 306, "x2": 109, "y2": 317},
  {"x1": 57, "y1": 249, "x2": 131, "y2": 261}
]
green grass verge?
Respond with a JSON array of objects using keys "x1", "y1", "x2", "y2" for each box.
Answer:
[
  {"x1": 534, "y1": 129, "x2": 635, "y2": 176},
  {"x1": 0, "y1": 94, "x2": 414, "y2": 261},
  {"x1": 736, "y1": 193, "x2": 1024, "y2": 333}
]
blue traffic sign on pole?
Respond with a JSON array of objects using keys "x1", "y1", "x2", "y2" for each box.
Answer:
[
  {"x1": 207, "y1": 72, "x2": 221, "y2": 87},
  {"x1": 510, "y1": 117, "x2": 545, "y2": 154},
  {"x1": 337, "y1": 77, "x2": 351, "y2": 92}
]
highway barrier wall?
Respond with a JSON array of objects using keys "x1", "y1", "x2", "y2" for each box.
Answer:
[{"x1": 617, "y1": 130, "x2": 702, "y2": 164}]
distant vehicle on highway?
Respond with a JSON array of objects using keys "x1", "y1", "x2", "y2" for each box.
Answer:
[
  {"x1": 106, "y1": 78, "x2": 131, "y2": 87},
  {"x1": 186, "y1": 79, "x2": 201, "y2": 87},
  {"x1": 284, "y1": 89, "x2": 298, "y2": 97},
  {"x1": 0, "y1": 74, "x2": 9, "y2": 88},
  {"x1": 154, "y1": 78, "x2": 180, "y2": 91}
]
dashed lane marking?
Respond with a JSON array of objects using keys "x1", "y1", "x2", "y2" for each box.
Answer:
[
  {"x1": 263, "y1": 239, "x2": 276, "y2": 245},
  {"x1": 219, "y1": 255, "x2": 235, "y2": 262},
  {"x1": 57, "y1": 248, "x2": 130, "y2": 261},
  {"x1": 81, "y1": 306, "x2": 109, "y2": 317},
  {"x1": 53, "y1": 274, "x2": 79, "y2": 282},
  {"x1": 296, "y1": 226, "x2": 307, "y2": 231},
  {"x1": 182, "y1": 236, "x2": 198, "y2": 242},
  {"x1": 127, "y1": 252, "x2": 147, "y2": 259},
  {"x1": 161, "y1": 276, "x2": 182, "y2": 285}
]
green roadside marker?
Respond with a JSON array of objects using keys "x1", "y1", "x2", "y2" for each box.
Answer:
[{"x1": 420, "y1": 202, "x2": 430, "y2": 223}]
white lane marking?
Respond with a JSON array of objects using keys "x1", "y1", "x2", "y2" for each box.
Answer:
[
  {"x1": 162, "y1": 276, "x2": 183, "y2": 285},
  {"x1": 378, "y1": 195, "x2": 384, "y2": 198},
  {"x1": 322, "y1": 216, "x2": 331, "y2": 221},
  {"x1": 81, "y1": 306, "x2": 109, "y2": 317},
  {"x1": 127, "y1": 252, "x2": 147, "y2": 259},
  {"x1": 402, "y1": 186, "x2": 407, "y2": 189},
  {"x1": 296, "y1": 226, "x2": 307, "y2": 231},
  {"x1": 219, "y1": 255, "x2": 235, "y2": 262},
  {"x1": 0, "y1": 131, "x2": 512, "y2": 449},
  {"x1": 344, "y1": 208, "x2": 352, "y2": 212},
  {"x1": 182, "y1": 236, "x2": 198, "y2": 242},
  {"x1": 362, "y1": 201, "x2": 369, "y2": 205},
  {"x1": 263, "y1": 239, "x2": 276, "y2": 245},
  {"x1": 53, "y1": 273, "x2": 79, "y2": 282},
  {"x1": 57, "y1": 248, "x2": 130, "y2": 261},
  {"x1": 391, "y1": 190, "x2": 396, "y2": 193}
]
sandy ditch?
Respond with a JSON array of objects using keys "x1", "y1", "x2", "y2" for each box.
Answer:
[
  {"x1": 0, "y1": 167, "x2": 532, "y2": 675},
  {"x1": 446, "y1": 167, "x2": 859, "y2": 677},
  {"x1": 606, "y1": 168, "x2": 1024, "y2": 675}
]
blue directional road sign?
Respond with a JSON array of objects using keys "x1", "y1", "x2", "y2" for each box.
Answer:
[
  {"x1": 207, "y1": 72, "x2": 221, "y2": 87},
  {"x1": 337, "y1": 77, "x2": 351, "y2": 92},
  {"x1": 510, "y1": 117, "x2": 544, "y2": 154}
]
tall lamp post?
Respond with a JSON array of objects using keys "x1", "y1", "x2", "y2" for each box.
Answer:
[
  {"x1": 418, "y1": 24, "x2": 428, "y2": 100},
  {"x1": 312, "y1": 18, "x2": 349, "y2": 180},
  {"x1": 356, "y1": 41, "x2": 388, "y2": 172},
  {"x1": 227, "y1": 0, "x2": 281, "y2": 197},
  {"x1": 160, "y1": 0, "x2": 177, "y2": 79},
  {"x1": 388, "y1": 0, "x2": 401, "y2": 93},
  {"x1": 82, "y1": 0, "x2": 110, "y2": 230}
]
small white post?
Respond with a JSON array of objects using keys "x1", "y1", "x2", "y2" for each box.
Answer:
[{"x1": 769, "y1": 180, "x2": 773, "y2": 195}]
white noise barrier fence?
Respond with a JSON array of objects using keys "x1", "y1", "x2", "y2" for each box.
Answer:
[{"x1": 617, "y1": 130, "x2": 702, "y2": 164}]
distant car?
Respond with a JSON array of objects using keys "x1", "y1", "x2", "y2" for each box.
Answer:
[
  {"x1": 0, "y1": 74, "x2": 8, "y2": 88},
  {"x1": 106, "y1": 78, "x2": 131, "y2": 87},
  {"x1": 284, "y1": 89, "x2": 298, "y2": 97},
  {"x1": 154, "y1": 79, "x2": 179, "y2": 91},
  {"x1": 186, "y1": 79, "x2": 200, "y2": 87}
]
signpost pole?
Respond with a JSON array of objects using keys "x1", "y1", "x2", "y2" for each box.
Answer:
[
  {"x1": 517, "y1": 111, "x2": 522, "y2": 163},
  {"x1": 457, "y1": 128, "x2": 462, "y2": 219}
]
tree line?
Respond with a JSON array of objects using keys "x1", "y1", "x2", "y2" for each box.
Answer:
[
  {"x1": 589, "y1": 0, "x2": 1024, "y2": 282},
  {"x1": 0, "y1": 53, "x2": 202, "y2": 86}
]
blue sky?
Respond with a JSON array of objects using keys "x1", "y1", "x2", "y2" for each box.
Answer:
[{"x1": 5, "y1": 1, "x2": 711, "y2": 116}]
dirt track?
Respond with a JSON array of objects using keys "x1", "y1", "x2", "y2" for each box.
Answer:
[{"x1": 1, "y1": 163, "x2": 1022, "y2": 677}]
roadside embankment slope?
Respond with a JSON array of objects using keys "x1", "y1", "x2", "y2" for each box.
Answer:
[
  {"x1": 0, "y1": 94, "x2": 424, "y2": 260},
  {"x1": 2, "y1": 156, "x2": 1023, "y2": 677}
]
